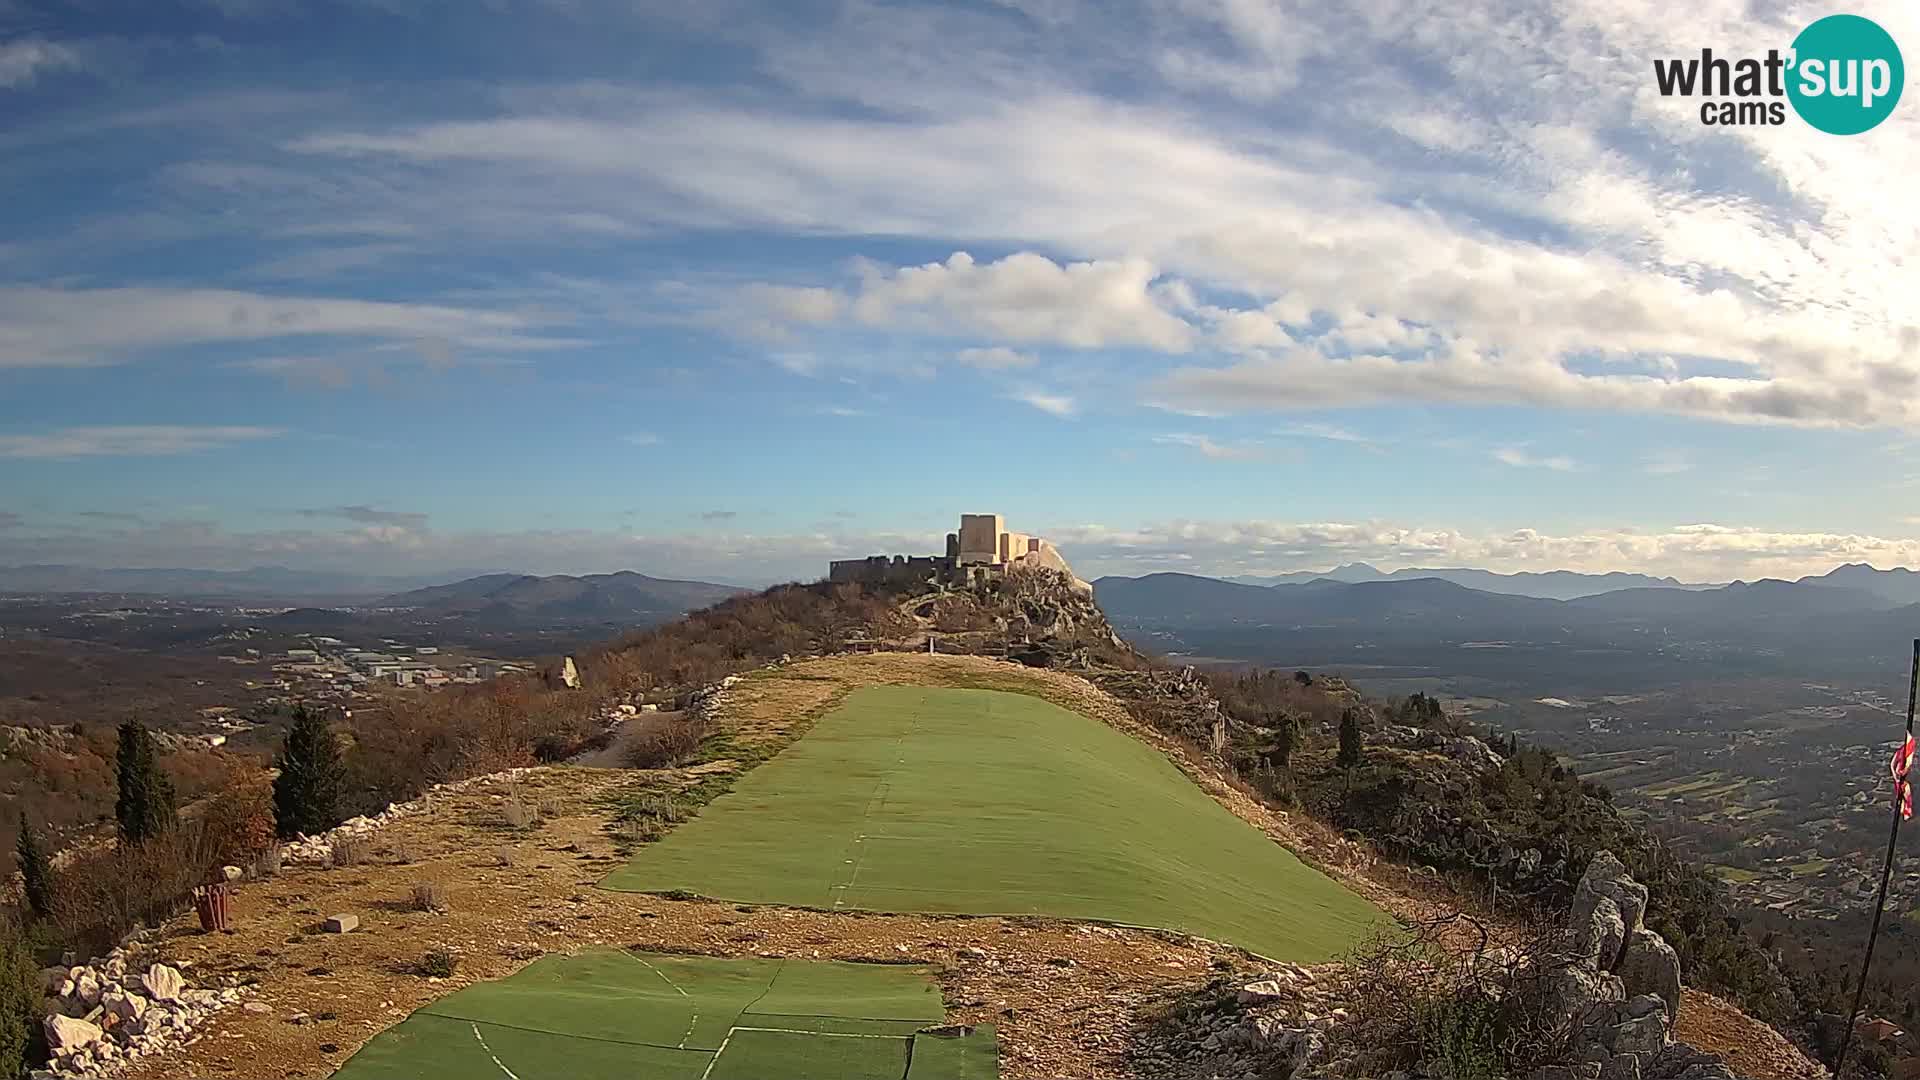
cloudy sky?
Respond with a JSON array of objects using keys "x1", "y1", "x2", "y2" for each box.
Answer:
[{"x1": 2, "y1": 0, "x2": 1918, "y2": 585}]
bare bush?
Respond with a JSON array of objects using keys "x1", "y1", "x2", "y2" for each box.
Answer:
[
  {"x1": 502, "y1": 784, "x2": 539, "y2": 830},
  {"x1": 622, "y1": 719, "x2": 709, "y2": 770},
  {"x1": 252, "y1": 843, "x2": 283, "y2": 880},
  {"x1": 1330, "y1": 914, "x2": 1577, "y2": 1080},
  {"x1": 50, "y1": 821, "x2": 223, "y2": 955},
  {"x1": 418, "y1": 946, "x2": 459, "y2": 978},
  {"x1": 411, "y1": 882, "x2": 448, "y2": 913},
  {"x1": 328, "y1": 836, "x2": 365, "y2": 869}
]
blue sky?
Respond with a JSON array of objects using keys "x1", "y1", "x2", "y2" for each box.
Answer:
[{"x1": 3, "y1": 0, "x2": 1919, "y2": 584}]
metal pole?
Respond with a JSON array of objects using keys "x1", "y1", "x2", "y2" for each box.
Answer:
[{"x1": 1833, "y1": 638, "x2": 1920, "y2": 1076}]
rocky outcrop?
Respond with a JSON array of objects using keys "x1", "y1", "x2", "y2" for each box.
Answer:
[
  {"x1": 1529, "y1": 852, "x2": 1737, "y2": 1080},
  {"x1": 1363, "y1": 723, "x2": 1506, "y2": 774}
]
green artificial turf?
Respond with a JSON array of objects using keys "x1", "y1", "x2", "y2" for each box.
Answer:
[
  {"x1": 330, "y1": 951, "x2": 995, "y2": 1080},
  {"x1": 603, "y1": 686, "x2": 1384, "y2": 962},
  {"x1": 908, "y1": 1028, "x2": 1001, "y2": 1079}
]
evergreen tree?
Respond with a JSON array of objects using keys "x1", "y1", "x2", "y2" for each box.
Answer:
[
  {"x1": 115, "y1": 720, "x2": 177, "y2": 845},
  {"x1": 1337, "y1": 708, "x2": 1364, "y2": 769},
  {"x1": 14, "y1": 815, "x2": 52, "y2": 920},
  {"x1": 273, "y1": 706, "x2": 344, "y2": 839},
  {"x1": 0, "y1": 915, "x2": 38, "y2": 1079}
]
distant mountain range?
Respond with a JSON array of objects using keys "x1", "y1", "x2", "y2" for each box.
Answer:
[
  {"x1": 1096, "y1": 563, "x2": 1920, "y2": 630},
  {"x1": 375, "y1": 571, "x2": 746, "y2": 619},
  {"x1": 0, "y1": 564, "x2": 492, "y2": 600},
  {"x1": 1221, "y1": 562, "x2": 1710, "y2": 600}
]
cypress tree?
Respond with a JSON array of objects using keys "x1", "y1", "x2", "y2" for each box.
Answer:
[
  {"x1": 115, "y1": 720, "x2": 178, "y2": 844},
  {"x1": 1337, "y1": 708, "x2": 1364, "y2": 769},
  {"x1": 14, "y1": 815, "x2": 51, "y2": 920},
  {"x1": 273, "y1": 706, "x2": 344, "y2": 839}
]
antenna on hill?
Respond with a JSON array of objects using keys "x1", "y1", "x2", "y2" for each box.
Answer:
[{"x1": 1832, "y1": 637, "x2": 1919, "y2": 1077}]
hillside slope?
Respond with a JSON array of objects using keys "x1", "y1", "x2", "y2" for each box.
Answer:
[{"x1": 377, "y1": 570, "x2": 745, "y2": 617}]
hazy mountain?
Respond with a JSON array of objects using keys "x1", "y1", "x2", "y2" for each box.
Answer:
[
  {"x1": 0, "y1": 564, "x2": 486, "y2": 600},
  {"x1": 1224, "y1": 564, "x2": 1704, "y2": 600},
  {"x1": 377, "y1": 571, "x2": 746, "y2": 619},
  {"x1": 1797, "y1": 564, "x2": 1920, "y2": 607},
  {"x1": 1094, "y1": 573, "x2": 1567, "y2": 628},
  {"x1": 1566, "y1": 578, "x2": 1895, "y2": 620},
  {"x1": 1096, "y1": 570, "x2": 1899, "y2": 634}
]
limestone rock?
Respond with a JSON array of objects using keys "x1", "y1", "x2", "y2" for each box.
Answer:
[
  {"x1": 44, "y1": 1014, "x2": 103, "y2": 1052},
  {"x1": 324, "y1": 913, "x2": 359, "y2": 933},
  {"x1": 1574, "y1": 852, "x2": 1649, "y2": 941},
  {"x1": 1235, "y1": 979, "x2": 1289, "y2": 1006},
  {"x1": 1578, "y1": 895, "x2": 1627, "y2": 972},
  {"x1": 1618, "y1": 931, "x2": 1681, "y2": 1026},
  {"x1": 141, "y1": 964, "x2": 185, "y2": 1003},
  {"x1": 1444, "y1": 735, "x2": 1506, "y2": 772}
]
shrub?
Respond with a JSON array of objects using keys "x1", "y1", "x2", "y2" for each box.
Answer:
[
  {"x1": 253, "y1": 843, "x2": 284, "y2": 880},
  {"x1": 115, "y1": 721, "x2": 178, "y2": 845},
  {"x1": 1331, "y1": 916, "x2": 1580, "y2": 1080},
  {"x1": 49, "y1": 821, "x2": 221, "y2": 956},
  {"x1": 0, "y1": 914, "x2": 41, "y2": 1078},
  {"x1": 411, "y1": 882, "x2": 448, "y2": 913},
  {"x1": 622, "y1": 720, "x2": 709, "y2": 770},
  {"x1": 328, "y1": 837, "x2": 365, "y2": 869},
  {"x1": 274, "y1": 706, "x2": 344, "y2": 839},
  {"x1": 205, "y1": 771, "x2": 277, "y2": 866},
  {"x1": 607, "y1": 791, "x2": 688, "y2": 846},
  {"x1": 418, "y1": 946, "x2": 459, "y2": 978},
  {"x1": 502, "y1": 786, "x2": 539, "y2": 830}
]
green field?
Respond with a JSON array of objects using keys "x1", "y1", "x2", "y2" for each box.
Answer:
[
  {"x1": 332, "y1": 950, "x2": 996, "y2": 1080},
  {"x1": 603, "y1": 686, "x2": 1384, "y2": 961}
]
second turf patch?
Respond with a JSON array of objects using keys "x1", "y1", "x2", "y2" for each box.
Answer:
[{"x1": 603, "y1": 685, "x2": 1385, "y2": 961}]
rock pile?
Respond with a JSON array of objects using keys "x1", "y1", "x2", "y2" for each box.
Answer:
[
  {"x1": 1129, "y1": 964, "x2": 1343, "y2": 1080},
  {"x1": 1530, "y1": 852, "x2": 1738, "y2": 1080},
  {"x1": 37, "y1": 951, "x2": 248, "y2": 1078}
]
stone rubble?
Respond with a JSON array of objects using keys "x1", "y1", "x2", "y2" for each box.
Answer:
[{"x1": 34, "y1": 946, "x2": 251, "y2": 1079}]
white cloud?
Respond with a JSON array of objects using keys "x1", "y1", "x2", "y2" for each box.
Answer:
[
  {"x1": 1493, "y1": 447, "x2": 1575, "y2": 471},
  {"x1": 955, "y1": 346, "x2": 1036, "y2": 369},
  {"x1": 1153, "y1": 433, "x2": 1267, "y2": 461},
  {"x1": 272, "y1": 0, "x2": 1920, "y2": 431},
  {"x1": 0, "y1": 286, "x2": 557, "y2": 368},
  {"x1": 1009, "y1": 387, "x2": 1076, "y2": 417},
  {"x1": 621, "y1": 432, "x2": 662, "y2": 446},
  {"x1": 0, "y1": 425, "x2": 281, "y2": 458},
  {"x1": 842, "y1": 252, "x2": 1193, "y2": 351},
  {"x1": 0, "y1": 38, "x2": 82, "y2": 89}
]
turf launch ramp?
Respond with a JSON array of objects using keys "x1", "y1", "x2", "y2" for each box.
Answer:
[
  {"x1": 331, "y1": 950, "x2": 995, "y2": 1079},
  {"x1": 603, "y1": 685, "x2": 1383, "y2": 962}
]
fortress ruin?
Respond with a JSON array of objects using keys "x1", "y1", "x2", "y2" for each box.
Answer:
[{"x1": 829, "y1": 513, "x2": 1091, "y2": 594}]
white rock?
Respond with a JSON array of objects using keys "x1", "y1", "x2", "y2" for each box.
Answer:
[
  {"x1": 44, "y1": 1014, "x2": 103, "y2": 1051},
  {"x1": 142, "y1": 964, "x2": 186, "y2": 1003}
]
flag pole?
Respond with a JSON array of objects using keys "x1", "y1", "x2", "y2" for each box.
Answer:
[{"x1": 1833, "y1": 637, "x2": 1920, "y2": 1077}]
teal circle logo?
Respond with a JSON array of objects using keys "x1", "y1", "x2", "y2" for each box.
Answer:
[{"x1": 1787, "y1": 14, "x2": 1904, "y2": 135}]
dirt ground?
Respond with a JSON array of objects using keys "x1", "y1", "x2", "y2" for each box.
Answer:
[{"x1": 114, "y1": 653, "x2": 1821, "y2": 1080}]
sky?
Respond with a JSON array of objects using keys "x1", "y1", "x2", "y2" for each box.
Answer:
[{"x1": 2, "y1": 0, "x2": 1919, "y2": 586}]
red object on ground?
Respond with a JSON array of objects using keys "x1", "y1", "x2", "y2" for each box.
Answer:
[{"x1": 195, "y1": 883, "x2": 233, "y2": 933}]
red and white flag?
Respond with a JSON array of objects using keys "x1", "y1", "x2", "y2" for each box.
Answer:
[{"x1": 1893, "y1": 734, "x2": 1916, "y2": 821}]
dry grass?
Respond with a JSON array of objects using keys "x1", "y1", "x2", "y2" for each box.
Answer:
[{"x1": 410, "y1": 882, "x2": 447, "y2": 913}]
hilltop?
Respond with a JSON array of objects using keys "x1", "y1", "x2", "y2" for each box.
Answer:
[{"x1": 10, "y1": 564, "x2": 1829, "y2": 1080}]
